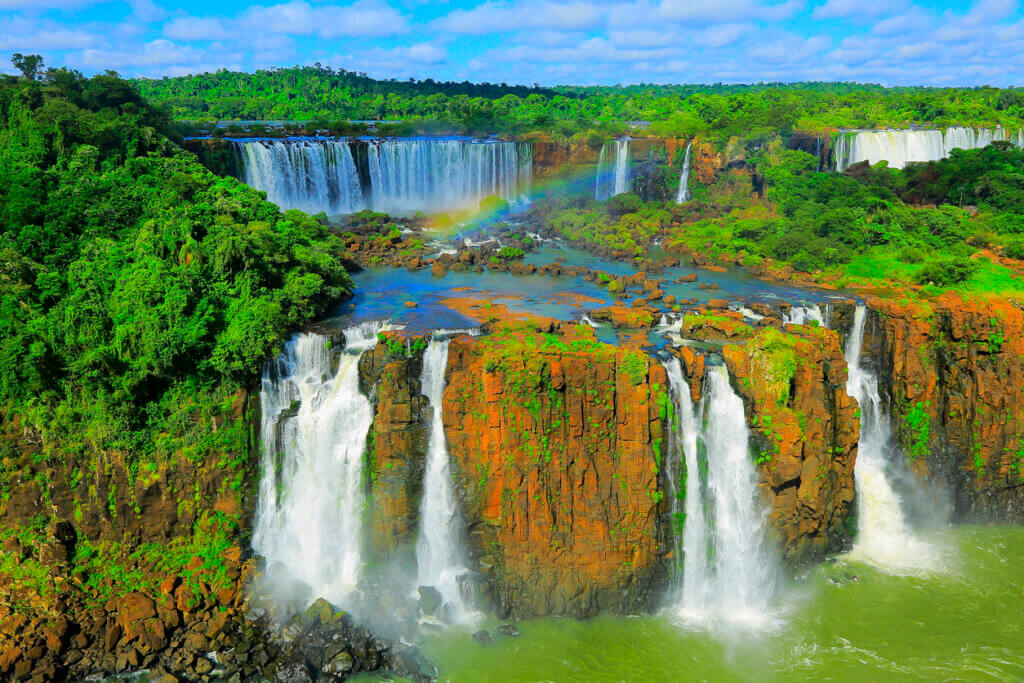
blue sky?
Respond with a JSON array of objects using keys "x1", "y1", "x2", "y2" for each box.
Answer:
[{"x1": 2, "y1": 0, "x2": 1023, "y2": 85}]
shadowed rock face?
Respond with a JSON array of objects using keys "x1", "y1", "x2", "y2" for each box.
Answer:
[
  {"x1": 864, "y1": 294, "x2": 1024, "y2": 522},
  {"x1": 359, "y1": 341, "x2": 431, "y2": 563},
  {"x1": 440, "y1": 328, "x2": 671, "y2": 618}
]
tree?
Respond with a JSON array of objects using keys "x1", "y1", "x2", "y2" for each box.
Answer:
[{"x1": 11, "y1": 53, "x2": 44, "y2": 81}]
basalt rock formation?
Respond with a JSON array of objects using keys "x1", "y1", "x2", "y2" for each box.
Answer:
[
  {"x1": 441, "y1": 324, "x2": 670, "y2": 617},
  {"x1": 863, "y1": 294, "x2": 1024, "y2": 522}
]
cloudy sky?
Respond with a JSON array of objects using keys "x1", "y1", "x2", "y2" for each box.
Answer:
[{"x1": 2, "y1": 0, "x2": 1023, "y2": 85}]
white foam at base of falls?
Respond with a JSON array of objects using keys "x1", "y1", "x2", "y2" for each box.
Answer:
[
  {"x1": 253, "y1": 331, "x2": 376, "y2": 605},
  {"x1": 844, "y1": 306, "x2": 939, "y2": 574},
  {"x1": 415, "y1": 339, "x2": 479, "y2": 625}
]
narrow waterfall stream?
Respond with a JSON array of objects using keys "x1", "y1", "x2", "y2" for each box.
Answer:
[
  {"x1": 253, "y1": 331, "x2": 376, "y2": 604},
  {"x1": 595, "y1": 139, "x2": 631, "y2": 199},
  {"x1": 665, "y1": 361, "x2": 778, "y2": 627},
  {"x1": 675, "y1": 143, "x2": 692, "y2": 204},
  {"x1": 844, "y1": 306, "x2": 937, "y2": 572},
  {"x1": 415, "y1": 338, "x2": 476, "y2": 624}
]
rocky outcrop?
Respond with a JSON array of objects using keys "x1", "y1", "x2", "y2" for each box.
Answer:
[
  {"x1": 864, "y1": 294, "x2": 1024, "y2": 522},
  {"x1": 723, "y1": 325, "x2": 858, "y2": 562},
  {"x1": 358, "y1": 340, "x2": 430, "y2": 561},
  {"x1": 441, "y1": 324, "x2": 670, "y2": 617}
]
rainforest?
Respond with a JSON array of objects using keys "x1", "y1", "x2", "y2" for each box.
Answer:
[{"x1": 2, "y1": 50, "x2": 1024, "y2": 683}]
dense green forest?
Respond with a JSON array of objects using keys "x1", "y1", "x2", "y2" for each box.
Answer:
[
  {"x1": 530, "y1": 141, "x2": 1024, "y2": 295},
  {"x1": 136, "y1": 65, "x2": 1024, "y2": 138},
  {"x1": 0, "y1": 64, "x2": 351, "y2": 461}
]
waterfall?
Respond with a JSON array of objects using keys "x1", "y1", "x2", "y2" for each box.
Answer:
[
  {"x1": 836, "y1": 126, "x2": 1014, "y2": 171},
  {"x1": 665, "y1": 362, "x2": 778, "y2": 626},
  {"x1": 844, "y1": 306, "x2": 935, "y2": 572},
  {"x1": 783, "y1": 304, "x2": 825, "y2": 326},
  {"x1": 595, "y1": 139, "x2": 631, "y2": 200},
  {"x1": 366, "y1": 139, "x2": 530, "y2": 214},
  {"x1": 415, "y1": 339, "x2": 476, "y2": 623},
  {"x1": 675, "y1": 143, "x2": 693, "y2": 204},
  {"x1": 235, "y1": 138, "x2": 530, "y2": 215},
  {"x1": 663, "y1": 359, "x2": 707, "y2": 603},
  {"x1": 253, "y1": 331, "x2": 376, "y2": 604},
  {"x1": 240, "y1": 139, "x2": 364, "y2": 215}
]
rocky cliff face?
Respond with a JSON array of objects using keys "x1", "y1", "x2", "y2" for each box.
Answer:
[
  {"x1": 864, "y1": 294, "x2": 1024, "y2": 522},
  {"x1": 676, "y1": 318, "x2": 858, "y2": 564},
  {"x1": 440, "y1": 324, "x2": 670, "y2": 618},
  {"x1": 358, "y1": 340, "x2": 430, "y2": 562}
]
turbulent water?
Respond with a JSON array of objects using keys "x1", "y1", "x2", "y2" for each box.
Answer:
[
  {"x1": 663, "y1": 362, "x2": 778, "y2": 626},
  {"x1": 834, "y1": 126, "x2": 1020, "y2": 170},
  {"x1": 422, "y1": 526, "x2": 1024, "y2": 682},
  {"x1": 844, "y1": 306, "x2": 936, "y2": 573},
  {"x1": 783, "y1": 304, "x2": 826, "y2": 326},
  {"x1": 253, "y1": 330, "x2": 377, "y2": 604},
  {"x1": 415, "y1": 338, "x2": 476, "y2": 623},
  {"x1": 674, "y1": 142, "x2": 693, "y2": 204},
  {"x1": 595, "y1": 139, "x2": 631, "y2": 200},
  {"x1": 236, "y1": 138, "x2": 531, "y2": 214}
]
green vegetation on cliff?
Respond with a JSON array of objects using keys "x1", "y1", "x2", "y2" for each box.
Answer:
[{"x1": 1, "y1": 66, "x2": 352, "y2": 460}]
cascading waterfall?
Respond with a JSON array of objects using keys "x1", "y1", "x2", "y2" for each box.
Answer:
[
  {"x1": 844, "y1": 306, "x2": 935, "y2": 572},
  {"x1": 240, "y1": 139, "x2": 364, "y2": 215},
  {"x1": 415, "y1": 338, "x2": 476, "y2": 623},
  {"x1": 366, "y1": 139, "x2": 531, "y2": 214},
  {"x1": 665, "y1": 362, "x2": 778, "y2": 626},
  {"x1": 595, "y1": 139, "x2": 631, "y2": 200},
  {"x1": 675, "y1": 143, "x2": 693, "y2": 204},
  {"x1": 784, "y1": 304, "x2": 826, "y2": 326},
  {"x1": 663, "y1": 359, "x2": 707, "y2": 601},
  {"x1": 235, "y1": 138, "x2": 531, "y2": 215},
  {"x1": 835, "y1": 126, "x2": 1017, "y2": 171},
  {"x1": 253, "y1": 330, "x2": 377, "y2": 605}
]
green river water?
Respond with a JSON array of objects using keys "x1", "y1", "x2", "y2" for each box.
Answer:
[{"x1": 382, "y1": 526, "x2": 1024, "y2": 682}]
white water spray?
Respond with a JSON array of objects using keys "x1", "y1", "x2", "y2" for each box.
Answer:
[
  {"x1": 835, "y1": 126, "x2": 1017, "y2": 171},
  {"x1": 844, "y1": 306, "x2": 936, "y2": 573},
  {"x1": 595, "y1": 139, "x2": 631, "y2": 200},
  {"x1": 675, "y1": 143, "x2": 693, "y2": 204},
  {"x1": 253, "y1": 331, "x2": 376, "y2": 604},
  {"x1": 415, "y1": 339, "x2": 477, "y2": 623},
  {"x1": 665, "y1": 362, "x2": 778, "y2": 626}
]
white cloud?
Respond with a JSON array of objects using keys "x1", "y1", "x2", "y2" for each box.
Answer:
[
  {"x1": 164, "y1": 16, "x2": 231, "y2": 40},
  {"x1": 812, "y1": 0, "x2": 904, "y2": 20},
  {"x1": 433, "y1": 1, "x2": 604, "y2": 34},
  {"x1": 130, "y1": 0, "x2": 166, "y2": 22},
  {"x1": 657, "y1": 0, "x2": 803, "y2": 24},
  {"x1": 241, "y1": 0, "x2": 409, "y2": 37}
]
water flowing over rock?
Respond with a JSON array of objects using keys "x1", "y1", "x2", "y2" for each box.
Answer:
[
  {"x1": 240, "y1": 139, "x2": 365, "y2": 215},
  {"x1": 674, "y1": 366, "x2": 779, "y2": 626},
  {"x1": 235, "y1": 138, "x2": 531, "y2": 214},
  {"x1": 253, "y1": 331, "x2": 377, "y2": 605},
  {"x1": 834, "y1": 126, "x2": 1017, "y2": 171},
  {"x1": 595, "y1": 139, "x2": 631, "y2": 200},
  {"x1": 662, "y1": 358, "x2": 706, "y2": 602},
  {"x1": 844, "y1": 306, "x2": 936, "y2": 572},
  {"x1": 415, "y1": 338, "x2": 476, "y2": 623},
  {"x1": 674, "y1": 143, "x2": 692, "y2": 204}
]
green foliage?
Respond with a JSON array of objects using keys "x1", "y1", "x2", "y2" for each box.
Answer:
[
  {"x1": 905, "y1": 401, "x2": 931, "y2": 461},
  {"x1": 0, "y1": 69, "x2": 352, "y2": 462},
  {"x1": 496, "y1": 246, "x2": 525, "y2": 261},
  {"x1": 137, "y1": 67, "x2": 1024, "y2": 139}
]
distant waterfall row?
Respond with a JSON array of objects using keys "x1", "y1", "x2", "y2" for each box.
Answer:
[
  {"x1": 834, "y1": 126, "x2": 1024, "y2": 170},
  {"x1": 236, "y1": 138, "x2": 532, "y2": 215}
]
